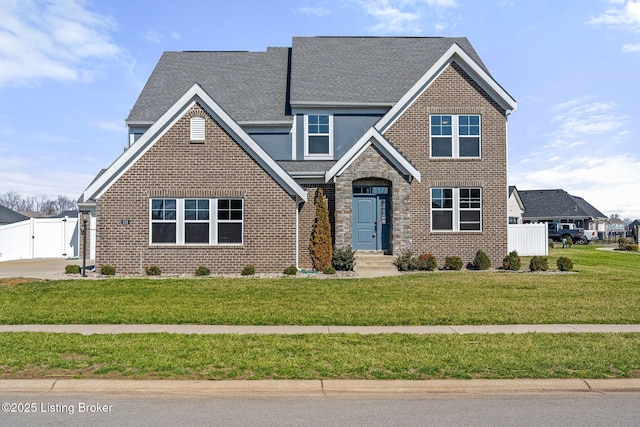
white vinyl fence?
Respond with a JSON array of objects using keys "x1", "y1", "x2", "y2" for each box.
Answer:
[
  {"x1": 507, "y1": 223, "x2": 548, "y2": 256},
  {"x1": 0, "y1": 217, "x2": 96, "y2": 262}
]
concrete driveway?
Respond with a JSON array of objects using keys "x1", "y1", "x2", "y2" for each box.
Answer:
[{"x1": 0, "y1": 258, "x2": 91, "y2": 280}]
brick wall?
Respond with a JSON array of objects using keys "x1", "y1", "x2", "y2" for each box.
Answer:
[
  {"x1": 383, "y1": 62, "x2": 509, "y2": 267},
  {"x1": 96, "y1": 104, "x2": 298, "y2": 274}
]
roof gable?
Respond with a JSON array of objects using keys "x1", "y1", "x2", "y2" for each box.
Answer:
[
  {"x1": 325, "y1": 127, "x2": 420, "y2": 182},
  {"x1": 82, "y1": 84, "x2": 307, "y2": 203},
  {"x1": 376, "y1": 43, "x2": 517, "y2": 134}
]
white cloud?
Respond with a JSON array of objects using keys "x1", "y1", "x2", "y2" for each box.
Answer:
[
  {"x1": 143, "y1": 30, "x2": 164, "y2": 44},
  {"x1": 544, "y1": 99, "x2": 628, "y2": 149},
  {"x1": 298, "y1": 7, "x2": 332, "y2": 17},
  {"x1": 0, "y1": 0, "x2": 121, "y2": 87},
  {"x1": 589, "y1": 1, "x2": 640, "y2": 52},
  {"x1": 354, "y1": 0, "x2": 458, "y2": 34}
]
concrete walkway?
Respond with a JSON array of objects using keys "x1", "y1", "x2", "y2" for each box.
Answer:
[{"x1": 1, "y1": 324, "x2": 640, "y2": 335}]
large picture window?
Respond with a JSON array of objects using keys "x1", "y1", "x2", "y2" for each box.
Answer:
[
  {"x1": 431, "y1": 188, "x2": 482, "y2": 232},
  {"x1": 150, "y1": 198, "x2": 243, "y2": 245},
  {"x1": 430, "y1": 115, "x2": 481, "y2": 158},
  {"x1": 304, "y1": 114, "x2": 333, "y2": 159}
]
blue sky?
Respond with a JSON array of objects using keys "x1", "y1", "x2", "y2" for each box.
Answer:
[{"x1": 1, "y1": 0, "x2": 639, "y2": 218}]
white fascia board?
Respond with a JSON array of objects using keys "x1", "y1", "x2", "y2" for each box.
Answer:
[
  {"x1": 84, "y1": 83, "x2": 307, "y2": 203},
  {"x1": 376, "y1": 43, "x2": 517, "y2": 134},
  {"x1": 325, "y1": 127, "x2": 420, "y2": 182}
]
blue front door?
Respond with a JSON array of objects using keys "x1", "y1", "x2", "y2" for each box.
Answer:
[{"x1": 352, "y1": 195, "x2": 377, "y2": 250}]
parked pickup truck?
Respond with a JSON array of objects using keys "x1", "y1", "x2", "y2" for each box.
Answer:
[{"x1": 547, "y1": 223, "x2": 587, "y2": 244}]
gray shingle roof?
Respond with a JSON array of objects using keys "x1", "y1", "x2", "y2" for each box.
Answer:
[
  {"x1": 277, "y1": 160, "x2": 336, "y2": 174},
  {"x1": 519, "y1": 189, "x2": 607, "y2": 220},
  {"x1": 127, "y1": 37, "x2": 486, "y2": 125},
  {"x1": 0, "y1": 204, "x2": 29, "y2": 225},
  {"x1": 127, "y1": 47, "x2": 291, "y2": 124},
  {"x1": 290, "y1": 36, "x2": 486, "y2": 106}
]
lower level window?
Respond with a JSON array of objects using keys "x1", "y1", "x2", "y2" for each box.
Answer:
[
  {"x1": 150, "y1": 198, "x2": 243, "y2": 245},
  {"x1": 431, "y1": 188, "x2": 482, "y2": 231}
]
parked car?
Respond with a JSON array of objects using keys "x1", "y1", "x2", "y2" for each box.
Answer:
[{"x1": 547, "y1": 223, "x2": 587, "y2": 244}]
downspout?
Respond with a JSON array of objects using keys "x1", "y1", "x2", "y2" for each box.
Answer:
[{"x1": 296, "y1": 197, "x2": 304, "y2": 270}]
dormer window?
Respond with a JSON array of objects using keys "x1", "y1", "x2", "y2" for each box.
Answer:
[
  {"x1": 304, "y1": 114, "x2": 333, "y2": 159},
  {"x1": 190, "y1": 116, "x2": 205, "y2": 142}
]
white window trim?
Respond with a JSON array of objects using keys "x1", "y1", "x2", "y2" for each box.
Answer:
[
  {"x1": 431, "y1": 188, "x2": 483, "y2": 232},
  {"x1": 149, "y1": 198, "x2": 243, "y2": 246},
  {"x1": 303, "y1": 114, "x2": 333, "y2": 160},
  {"x1": 430, "y1": 115, "x2": 481, "y2": 159}
]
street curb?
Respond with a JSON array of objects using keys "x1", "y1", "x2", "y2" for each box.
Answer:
[{"x1": 1, "y1": 379, "x2": 639, "y2": 397}]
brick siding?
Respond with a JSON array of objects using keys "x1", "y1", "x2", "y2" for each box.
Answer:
[
  {"x1": 96, "y1": 104, "x2": 298, "y2": 274},
  {"x1": 383, "y1": 62, "x2": 509, "y2": 267}
]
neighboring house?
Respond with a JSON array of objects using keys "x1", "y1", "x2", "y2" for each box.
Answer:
[
  {"x1": 79, "y1": 36, "x2": 517, "y2": 274},
  {"x1": 508, "y1": 186, "x2": 525, "y2": 224},
  {"x1": 0, "y1": 204, "x2": 29, "y2": 226},
  {"x1": 518, "y1": 189, "x2": 607, "y2": 231},
  {"x1": 606, "y1": 217, "x2": 624, "y2": 237}
]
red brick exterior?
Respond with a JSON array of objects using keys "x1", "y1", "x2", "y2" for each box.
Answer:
[
  {"x1": 383, "y1": 62, "x2": 509, "y2": 267},
  {"x1": 95, "y1": 104, "x2": 298, "y2": 274}
]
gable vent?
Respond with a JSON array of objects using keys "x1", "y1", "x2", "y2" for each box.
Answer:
[{"x1": 190, "y1": 116, "x2": 205, "y2": 142}]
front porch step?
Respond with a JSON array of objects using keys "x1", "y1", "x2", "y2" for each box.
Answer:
[{"x1": 353, "y1": 252, "x2": 396, "y2": 272}]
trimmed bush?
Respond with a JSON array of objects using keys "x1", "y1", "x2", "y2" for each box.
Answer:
[
  {"x1": 556, "y1": 257, "x2": 573, "y2": 272},
  {"x1": 417, "y1": 253, "x2": 438, "y2": 271},
  {"x1": 443, "y1": 256, "x2": 463, "y2": 271},
  {"x1": 529, "y1": 256, "x2": 548, "y2": 272},
  {"x1": 618, "y1": 237, "x2": 629, "y2": 251},
  {"x1": 626, "y1": 243, "x2": 639, "y2": 252},
  {"x1": 473, "y1": 250, "x2": 491, "y2": 270},
  {"x1": 393, "y1": 251, "x2": 414, "y2": 271},
  {"x1": 322, "y1": 265, "x2": 336, "y2": 275},
  {"x1": 145, "y1": 265, "x2": 162, "y2": 276},
  {"x1": 195, "y1": 266, "x2": 210, "y2": 276},
  {"x1": 502, "y1": 251, "x2": 521, "y2": 271},
  {"x1": 283, "y1": 265, "x2": 298, "y2": 276},
  {"x1": 332, "y1": 247, "x2": 355, "y2": 271},
  {"x1": 100, "y1": 264, "x2": 116, "y2": 276},
  {"x1": 241, "y1": 264, "x2": 255, "y2": 276},
  {"x1": 65, "y1": 264, "x2": 81, "y2": 274}
]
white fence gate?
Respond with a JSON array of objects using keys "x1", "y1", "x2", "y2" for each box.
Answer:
[
  {"x1": 0, "y1": 217, "x2": 95, "y2": 262},
  {"x1": 507, "y1": 223, "x2": 548, "y2": 256}
]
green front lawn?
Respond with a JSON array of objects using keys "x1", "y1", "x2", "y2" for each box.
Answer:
[
  {"x1": 1, "y1": 332, "x2": 639, "y2": 380},
  {"x1": 1, "y1": 246, "x2": 639, "y2": 325}
]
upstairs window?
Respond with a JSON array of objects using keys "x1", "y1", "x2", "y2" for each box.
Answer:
[
  {"x1": 304, "y1": 114, "x2": 333, "y2": 159},
  {"x1": 190, "y1": 116, "x2": 205, "y2": 142},
  {"x1": 430, "y1": 115, "x2": 481, "y2": 158}
]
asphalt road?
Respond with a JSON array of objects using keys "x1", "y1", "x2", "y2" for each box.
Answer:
[{"x1": 1, "y1": 393, "x2": 639, "y2": 427}]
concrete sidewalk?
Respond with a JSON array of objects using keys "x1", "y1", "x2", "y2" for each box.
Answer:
[
  {"x1": 1, "y1": 378, "x2": 639, "y2": 397},
  {"x1": 1, "y1": 324, "x2": 640, "y2": 335}
]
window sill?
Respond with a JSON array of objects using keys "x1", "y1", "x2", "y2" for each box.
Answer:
[
  {"x1": 190, "y1": 139, "x2": 205, "y2": 144},
  {"x1": 148, "y1": 244, "x2": 244, "y2": 248},
  {"x1": 429, "y1": 157, "x2": 482, "y2": 161}
]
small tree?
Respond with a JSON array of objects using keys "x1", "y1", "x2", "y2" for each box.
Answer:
[{"x1": 309, "y1": 188, "x2": 332, "y2": 271}]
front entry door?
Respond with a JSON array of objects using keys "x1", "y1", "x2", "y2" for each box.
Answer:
[
  {"x1": 352, "y1": 195, "x2": 377, "y2": 250},
  {"x1": 352, "y1": 190, "x2": 390, "y2": 251}
]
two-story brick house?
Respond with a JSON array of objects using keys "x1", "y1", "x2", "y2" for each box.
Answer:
[{"x1": 78, "y1": 37, "x2": 517, "y2": 274}]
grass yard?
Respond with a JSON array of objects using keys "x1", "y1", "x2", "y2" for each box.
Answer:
[
  {"x1": 1, "y1": 246, "x2": 639, "y2": 325},
  {"x1": 1, "y1": 332, "x2": 639, "y2": 380}
]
